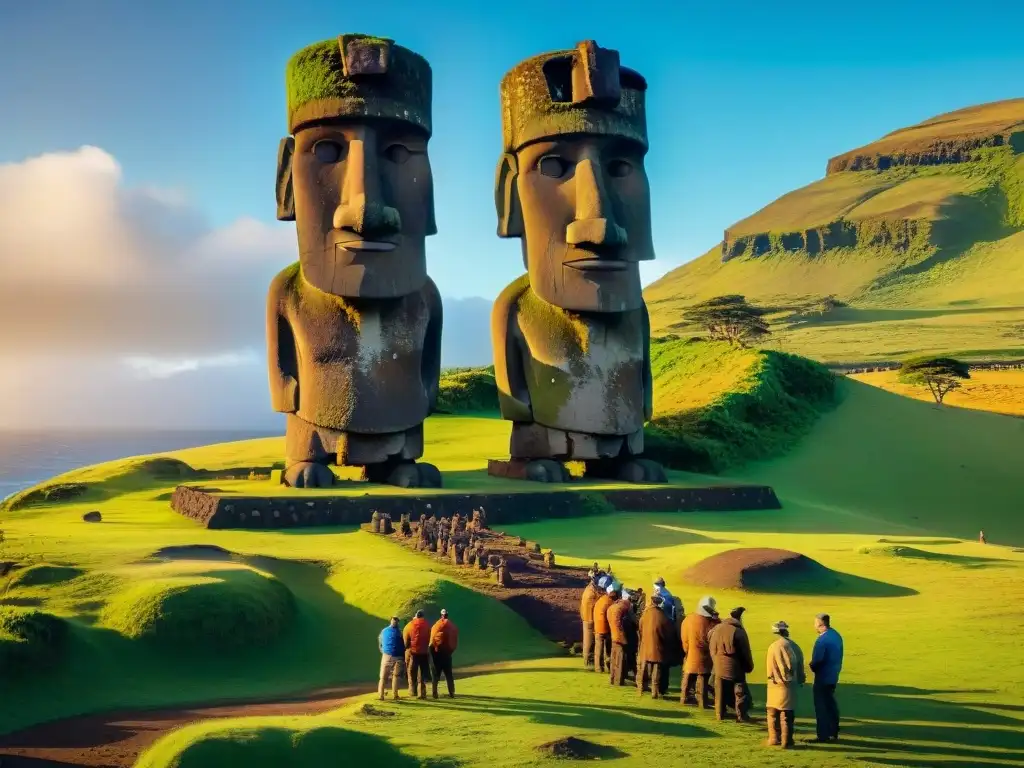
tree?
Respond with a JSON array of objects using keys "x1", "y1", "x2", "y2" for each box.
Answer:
[
  {"x1": 684, "y1": 295, "x2": 770, "y2": 347},
  {"x1": 898, "y1": 356, "x2": 971, "y2": 404},
  {"x1": 815, "y1": 294, "x2": 845, "y2": 316}
]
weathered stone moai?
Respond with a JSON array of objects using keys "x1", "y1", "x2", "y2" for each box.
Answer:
[
  {"x1": 465, "y1": 547, "x2": 477, "y2": 566},
  {"x1": 401, "y1": 513, "x2": 412, "y2": 538},
  {"x1": 450, "y1": 542, "x2": 461, "y2": 565},
  {"x1": 269, "y1": 33, "x2": 444, "y2": 489},
  {"x1": 496, "y1": 556, "x2": 513, "y2": 586},
  {"x1": 476, "y1": 547, "x2": 490, "y2": 571},
  {"x1": 543, "y1": 550, "x2": 555, "y2": 568},
  {"x1": 449, "y1": 514, "x2": 460, "y2": 536},
  {"x1": 488, "y1": 41, "x2": 668, "y2": 485},
  {"x1": 478, "y1": 507, "x2": 488, "y2": 530},
  {"x1": 382, "y1": 513, "x2": 394, "y2": 534},
  {"x1": 370, "y1": 509, "x2": 381, "y2": 533}
]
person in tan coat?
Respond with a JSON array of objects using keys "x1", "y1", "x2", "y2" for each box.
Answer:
[
  {"x1": 681, "y1": 595, "x2": 720, "y2": 708},
  {"x1": 593, "y1": 583, "x2": 617, "y2": 674},
  {"x1": 765, "y1": 620, "x2": 805, "y2": 748},
  {"x1": 579, "y1": 568, "x2": 603, "y2": 670},
  {"x1": 636, "y1": 595, "x2": 679, "y2": 699},
  {"x1": 709, "y1": 606, "x2": 755, "y2": 722}
]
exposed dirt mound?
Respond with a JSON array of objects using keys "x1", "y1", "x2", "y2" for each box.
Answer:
[
  {"x1": 683, "y1": 548, "x2": 827, "y2": 590},
  {"x1": 151, "y1": 544, "x2": 234, "y2": 562},
  {"x1": 536, "y1": 736, "x2": 626, "y2": 760}
]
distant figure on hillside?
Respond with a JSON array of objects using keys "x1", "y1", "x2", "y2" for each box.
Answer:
[
  {"x1": 979, "y1": 530, "x2": 987, "y2": 544},
  {"x1": 579, "y1": 569, "x2": 603, "y2": 670},
  {"x1": 681, "y1": 595, "x2": 720, "y2": 708},
  {"x1": 709, "y1": 606, "x2": 754, "y2": 722},
  {"x1": 403, "y1": 610, "x2": 432, "y2": 699},
  {"x1": 765, "y1": 620, "x2": 805, "y2": 748},
  {"x1": 429, "y1": 608, "x2": 459, "y2": 699},
  {"x1": 637, "y1": 594, "x2": 679, "y2": 699},
  {"x1": 593, "y1": 583, "x2": 618, "y2": 674},
  {"x1": 809, "y1": 613, "x2": 844, "y2": 743},
  {"x1": 377, "y1": 617, "x2": 406, "y2": 701}
]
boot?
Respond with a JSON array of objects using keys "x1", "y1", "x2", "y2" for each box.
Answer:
[
  {"x1": 432, "y1": 684, "x2": 439, "y2": 700},
  {"x1": 781, "y1": 710, "x2": 794, "y2": 748},
  {"x1": 392, "y1": 690, "x2": 400, "y2": 701},
  {"x1": 766, "y1": 708, "x2": 780, "y2": 746}
]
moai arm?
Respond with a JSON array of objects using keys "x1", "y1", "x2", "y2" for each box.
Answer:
[
  {"x1": 266, "y1": 270, "x2": 299, "y2": 413},
  {"x1": 491, "y1": 276, "x2": 533, "y2": 422},
  {"x1": 422, "y1": 277, "x2": 444, "y2": 413},
  {"x1": 642, "y1": 302, "x2": 653, "y2": 423}
]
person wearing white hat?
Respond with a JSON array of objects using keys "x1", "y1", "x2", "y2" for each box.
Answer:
[
  {"x1": 765, "y1": 620, "x2": 805, "y2": 748},
  {"x1": 681, "y1": 595, "x2": 721, "y2": 708}
]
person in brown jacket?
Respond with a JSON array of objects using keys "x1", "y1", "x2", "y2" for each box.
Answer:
[
  {"x1": 579, "y1": 568, "x2": 604, "y2": 670},
  {"x1": 681, "y1": 595, "x2": 719, "y2": 708},
  {"x1": 636, "y1": 595, "x2": 679, "y2": 699},
  {"x1": 593, "y1": 583, "x2": 616, "y2": 674},
  {"x1": 606, "y1": 587, "x2": 635, "y2": 685},
  {"x1": 403, "y1": 609, "x2": 432, "y2": 699},
  {"x1": 709, "y1": 605, "x2": 754, "y2": 722},
  {"x1": 429, "y1": 608, "x2": 459, "y2": 699}
]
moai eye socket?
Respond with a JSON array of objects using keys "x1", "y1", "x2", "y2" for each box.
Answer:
[
  {"x1": 539, "y1": 156, "x2": 569, "y2": 178},
  {"x1": 313, "y1": 140, "x2": 345, "y2": 163},
  {"x1": 384, "y1": 144, "x2": 411, "y2": 164},
  {"x1": 607, "y1": 159, "x2": 633, "y2": 178}
]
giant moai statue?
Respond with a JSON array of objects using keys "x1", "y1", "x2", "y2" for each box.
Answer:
[
  {"x1": 268, "y1": 34, "x2": 443, "y2": 489},
  {"x1": 489, "y1": 40, "x2": 667, "y2": 485}
]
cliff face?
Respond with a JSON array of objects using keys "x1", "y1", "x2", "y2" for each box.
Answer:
[{"x1": 719, "y1": 99, "x2": 1024, "y2": 264}]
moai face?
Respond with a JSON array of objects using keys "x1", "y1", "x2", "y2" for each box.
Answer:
[
  {"x1": 278, "y1": 34, "x2": 436, "y2": 299},
  {"x1": 496, "y1": 41, "x2": 655, "y2": 313}
]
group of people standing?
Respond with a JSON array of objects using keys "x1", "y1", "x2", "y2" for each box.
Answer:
[
  {"x1": 580, "y1": 568, "x2": 844, "y2": 748},
  {"x1": 377, "y1": 609, "x2": 459, "y2": 701}
]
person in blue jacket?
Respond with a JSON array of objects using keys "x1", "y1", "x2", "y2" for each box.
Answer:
[
  {"x1": 808, "y1": 613, "x2": 844, "y2": 742},
  {"x1": 378, "y1": 616, "x2": 407, "y2": 701}
]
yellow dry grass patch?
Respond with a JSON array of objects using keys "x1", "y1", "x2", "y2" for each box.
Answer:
[{"x1": 850, "y1": 368, "x2": 1024, "y2": 417}]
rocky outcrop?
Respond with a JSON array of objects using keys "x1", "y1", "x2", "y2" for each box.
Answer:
[
  {"x1": 826, "y1": 132, "x2": 1021, "y2": 175},
  {"x1": 722, "y1": 219, "x2": 926, "y2": 262}
]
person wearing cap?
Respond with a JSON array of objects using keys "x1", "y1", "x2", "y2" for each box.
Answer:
[
  {"x1": 429, "y1": 608, "x2": 459, "y2": 699},
  {"x1": 269, "y1": 33, "x2": 444, "y2": 490},
  {"x1": 593, "y1": 581, "x2": 618, "y2": 674},
  {"x1": 579, "y1": 569, "x2": 604, "y2": 670},
  {"x1": 490, "y1": 40, "x2": 668, "y2": 486},
  {"x1": 765, "y1": 620, "x2": 805, "y2": 748},
  {"x1": 809, "y1": 613, "x2": 844, "y2": 743},
  {"x1": 377, "y1": 616, "x2": 406, "y2": 701},
  {"x1": 606, "y1": 586, "x2": 636, "y2": 686},
  {"x1": 709, "y1": 606, "x2": 755, "y2": 722},
  {"x1": 681, "y1": 595, "x2": 720, "y2": 708},
  {"x1": 636, "y1": 594, "x2": 679, "y2": 698},
  {"x1": 403, "y1": 609, "x2": 432, "y2": 699}
]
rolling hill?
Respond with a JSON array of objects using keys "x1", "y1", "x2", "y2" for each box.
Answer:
[{"x1": 646, "y1": 98, "x2": 1024, "y2": 364}]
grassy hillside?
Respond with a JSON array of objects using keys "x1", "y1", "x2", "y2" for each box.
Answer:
[
  {"x1": 646, "y1": 99, "x2": 1024, "y2": 363},
  {"x1": 131, "y1": 381, "x2": 1024, "y2": 768}
]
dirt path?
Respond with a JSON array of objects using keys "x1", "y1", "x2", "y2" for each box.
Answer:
[{"x1": 0, "y1": 663, "x2": 525, "y2": 768}]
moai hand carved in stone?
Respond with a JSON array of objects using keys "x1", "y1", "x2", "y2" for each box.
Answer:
[
  {"x1": 489, "y1": 40, "x2": 667, "y2": 484},
  {"x1": 269, "y1": 34, "x2": 443, "y2": 489}
]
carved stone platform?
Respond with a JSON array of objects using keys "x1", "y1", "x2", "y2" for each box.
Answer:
[{"x1": 169, "y1": 480, "x2": 781, "y2": 530}]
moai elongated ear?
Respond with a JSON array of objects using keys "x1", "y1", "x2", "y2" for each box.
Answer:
[
  {"x1": 494, "y1": 153, "x2": 523, "y2": 238},
  {"x1": 276, "y1": 137, "x2": 295, "y2": 221},
  {"x1": 426, "y1": 180, "x2": 438, "y2": 236}
]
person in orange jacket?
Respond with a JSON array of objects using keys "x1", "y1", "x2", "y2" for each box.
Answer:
[
  {"x1": 593, "y1": 582, "x2": 617, "y2": 674},
  {"x1": 403, "y1": 609, "x2": 432, "y2": 699},
  {"x1": 429, "y1": 607, "x2": 460, "y2": 698}
]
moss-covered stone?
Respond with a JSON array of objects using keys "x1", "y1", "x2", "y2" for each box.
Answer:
[{"x1": 285, "y1": 35, "x2": 431, "y2": 135}]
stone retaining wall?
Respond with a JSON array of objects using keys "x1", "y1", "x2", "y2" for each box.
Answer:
[{"x1": 170, "y1": 484, "x2": 781, "y2": 530}]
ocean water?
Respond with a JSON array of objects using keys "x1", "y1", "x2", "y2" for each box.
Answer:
[{"x1": 0, "y1": 429, "x2": 280, "y2": 501}]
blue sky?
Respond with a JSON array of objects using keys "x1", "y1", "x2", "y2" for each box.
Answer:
[
  {"x1": 2, "y1": 0, "x2": 1024, "y2": 428},
  {"x1": 4, "y1": 0, "x2": 1024, "y2": 299}
]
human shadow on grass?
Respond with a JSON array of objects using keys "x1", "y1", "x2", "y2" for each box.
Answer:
[
  {"x1": 779, "y1": 683, "x2": 1024, "y2": 766},
  {"x1": 509, "y1": 522, "x2": 738, "y2": 564},
  {"x1": 859, "y1": 546, "x2": 1016, "y2": 569},
  {"x1": 739, "y1": 570, "x2": 918, "y2": 598},
  {"x1": 430, "y1": 694, "x2": 715, "y2": 740}
]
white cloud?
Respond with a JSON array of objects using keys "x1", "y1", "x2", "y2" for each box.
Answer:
[{"x1": 123, "y1": 351, "x2": 261, "y2": 380}]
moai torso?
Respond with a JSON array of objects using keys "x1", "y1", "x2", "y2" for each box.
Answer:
[
  {"x1": 497, "y1": 276, "x2": 647, "y2": 437},
  {"x1": 268, "y1": 264, "x2": 440, "y2": 434}
]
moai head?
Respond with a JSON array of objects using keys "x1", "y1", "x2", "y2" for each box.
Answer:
[
  {"x1": 496, "y1": 41, "x2": 654, "y2": 313},
  {"x1": 278, "y1": 34, "x2": 436, "y2": 298}
]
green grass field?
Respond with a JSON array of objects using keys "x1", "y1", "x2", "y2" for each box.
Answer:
[
  {"x1": 2, "y1": 375, "x2": 1023, "y2": 766},
  {"x1": 645, "y1": 99, "x2": 1024, "y2": 364}
]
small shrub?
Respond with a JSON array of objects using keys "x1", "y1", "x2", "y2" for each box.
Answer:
[{"x1": 436, "y1": 367, "x2": 499, "y2": 413}]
